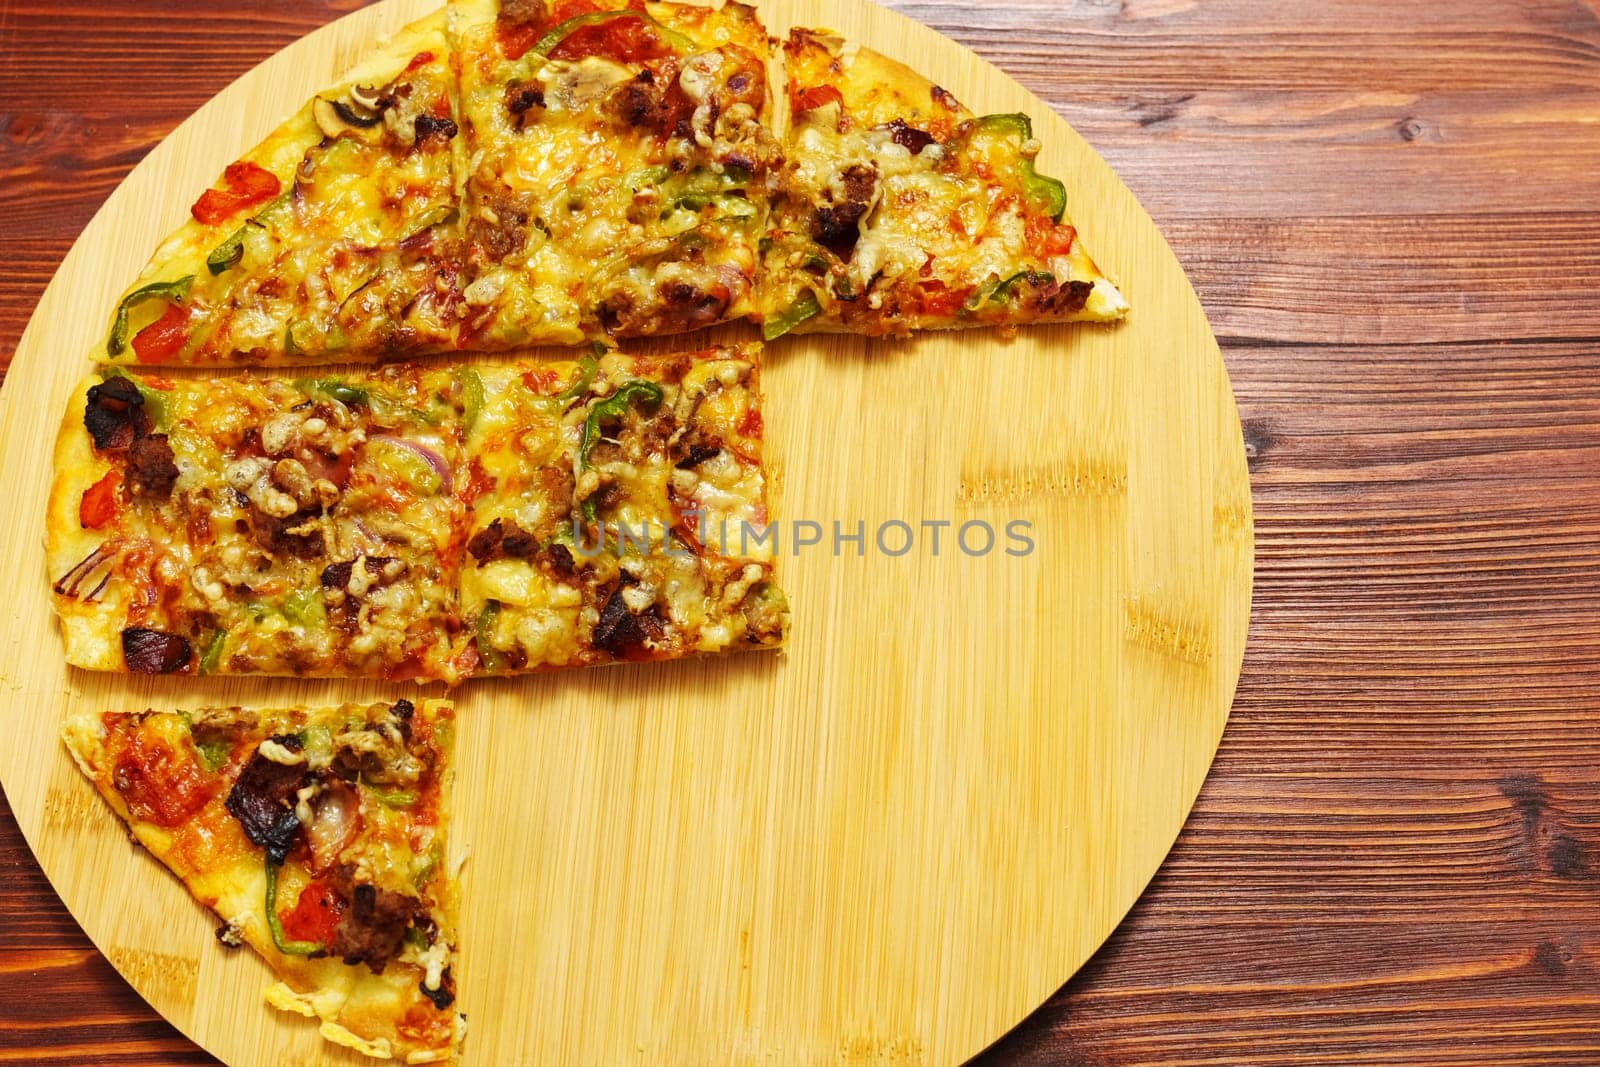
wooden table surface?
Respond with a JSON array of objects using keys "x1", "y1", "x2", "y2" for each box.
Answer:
[{"x1": 2, "y1": 0, "x2": 1598, "y2": 1063}]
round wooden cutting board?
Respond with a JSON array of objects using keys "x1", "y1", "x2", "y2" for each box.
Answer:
[{"x1": 0, "y1": 1, "x2": 1252, "y2": 1063}]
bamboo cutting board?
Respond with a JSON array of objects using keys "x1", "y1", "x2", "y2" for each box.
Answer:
[{"x1": 0, "y1": 0, "x2": 1252, "y2": 1063}]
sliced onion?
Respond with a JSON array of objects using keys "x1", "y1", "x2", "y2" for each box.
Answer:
[
  {"x1": 372, "y1": 435, "x2": 452, "y2": 495},
  {"x1": 306, "y1": 781, "x2": 361, "y2": 873}
]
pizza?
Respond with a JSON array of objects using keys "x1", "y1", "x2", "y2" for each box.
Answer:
[
  {"x1": 47, "y1": 347, "x2": 787, "y2": 683},
  {"x1": 462, "y1": 344, "x2": 786, "y2": 673},
  {"x1": 94, "y1": 4, "x2": 1127, "y2": 365},
  {"x1": 451, "y1": 0, "x2": 781, "y2": 345},
  {"x1": 757, "y1": 29, "x2": 1128, "y2": 338},
  {"x1": 42, "y1": 4, "x2": 1136, "y2": 1057},
  {"x1": 48, "y1": 367, "x2": 472, "y2": 682},
  {"x1": 62, "y1": 699, "x2": 463, "y2": 1063},
  {"x1": 99, "y1": 12, "x2": 469, "y2": 368}
]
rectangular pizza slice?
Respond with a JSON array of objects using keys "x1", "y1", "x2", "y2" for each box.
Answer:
[
  {"x1": 63, "y1": 699, "x2": 463, "y2": 1063},
  {"x1": 460, "y1": 344, "x2": 788, "y2": 672},
  {"x1": 48, "y1": 368, "x2": 473, "y2": 682},
  {"x1": 99, "y1": 11, "x2": 470, "y2": 368},
  {"x1": 48, "y1": 347, "x2": 788, "y2": 682},
  {"x1": 759, "y1": 28, "x2": 1129, "y2": 339},
  {"x1": 451, "y1": 0, "x2": 781, "y2": 346}
]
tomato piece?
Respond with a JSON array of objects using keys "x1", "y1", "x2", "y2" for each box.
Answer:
[
  {"x1": 279, "y1": 879, "x2": 347, "y2": 947},
  {"x1": 79, "y1": 470, "x2": 121, "y2": 529},
  {"x1": 549, "y1": 15, "x2": 669, "y2": 62},
  {"x1": 1025, "y1": 214, "x2": 1076, "y2": 257},
  {"x1": 111, "y1": 727, "x2": 216, "y2": 829},
  {"x1": 521, "y1": 367, "x2": 561, "y2": 394},
  {"x1": 190, "y1": 161, "x2": 281, "y2": 225},
  {"x1": 793, "y1": 85, "x2": 843, "y2": 114},
  {"x1": 915, "y1": 281, "x2": 974, "y2": 318},
  {"x1": 459, "y1": 457, "x2": 495, "y2": 506},
  {"x1": 404, "y1": 49, "x2": 436, "y2": 74},
  {"x1": 497, "y1": 0, "x2": 600, "y2": 60},
  {"x1": 737, "y1": 407, "x2": 763, "y2": 438},
  {"x1": 131, "y1": 303, "x2": 189, "y2": 363}
]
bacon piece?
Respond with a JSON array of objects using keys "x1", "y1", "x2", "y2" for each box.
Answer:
[{"x1": 121, "y1": 627, "x2": 192, "y2": 674}]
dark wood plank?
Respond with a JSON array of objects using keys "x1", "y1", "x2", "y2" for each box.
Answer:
[{"x1": 3, "y1": 0, "x2": 1600, "y2": 1064}]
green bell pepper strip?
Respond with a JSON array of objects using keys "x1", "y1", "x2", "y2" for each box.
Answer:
[
  {"x1": 294, "y1": 377, "x2": 369, "y2": 407},
  {"x1": 455, "y1": 367, "x2": 485, "y2": 432},
  {"x1": 265, "y1": 859, "x2": 323, "y2": 957},
  {"x1": 194, "y1": 736, "x2": 232, "y2": 773},
  {"x1": 281, "y1": 587, "x2": 326, "y2": 628},
  {"x1": 366, "y1": 783, "x2": 419, "y2": 809},
  {"x1": 404, "y1": 205, "x2": 459, "y2": 242},
  {"x1": 106, "y1": 276, "x2": 194, "y2": 356},
  {"x1": 555, "y1": 354, "x2": 599, "y2": 404},
  {"x1": 579, "y1": 381, "x2": 663, "y2": 470},
  {"x1": 197, "y1": 629, "x2": 227, "y2": 676},
  {"x1": 206, "y1": 225, "x2": 250, "y2": 275},
  {"x1": 578, "y1": 381, "x2": 664, "y2": 521},
  {"x1": 299, "y1": 724, "x2": 333, "y2": 768},
  {"x1": 625, "y1": 165, "x2": 671, "y2": 191},
  {"x1": 971, "y1": 113, "x2": 1067, "y2": 223},
  {"x1": 965, "y1": 270, "x2": 1055, "y2": 311},
  {"x1": 474, "y1": 602, "x2": 506, "y2": 672},
  {"x1": 762, "y1": 290, "x2": 821, "y2": 341},
  {"x1": 531, "y1": 9, "x2": 693, "y2": 60}
]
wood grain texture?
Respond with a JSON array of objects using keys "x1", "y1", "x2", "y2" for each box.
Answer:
[
  {"x1": 2, "y1": 3, "x2": 1597, "y2": 1067},
  {"x1": 0, "y1": 0, "x2": 1250, "y2": 1064}
]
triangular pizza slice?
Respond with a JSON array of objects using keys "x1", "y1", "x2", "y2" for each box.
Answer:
[
  {"x1": 63, "y1": 699, "x2": 464, "y2": 1062},
  {"x1": 450, "y1": 0, "x2": 781, "y2": 346},
  {"x1": 759, "y1": 29, "x2": 1128, "y2": 339},
  {"x1": 99, "y1": 12, "x2": 468, "y2": 367}
]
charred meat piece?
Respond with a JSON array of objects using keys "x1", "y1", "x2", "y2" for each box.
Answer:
[
  {"x1": 498, "y1": 0, "x2": 548, "y2": 28},
  {"x1": 884, "y1": 118, "x2": 935, "y2": 154},
  {"x1": 421, "y1": 968, "x2": 456, "y2": 1010},
  {"x1": 121, "y1": 627, "x2": 192, "y2": 674},
  {"x1": 811, "y1": 164, "x2": 878, "y2": 259},
  {"x1": 592, "y1": 580, "x2": 666, "y2": 660},
  {"x1": 504, "y1": 81, "x2": 545, "y2": 125},
  {"x1": 467, "y1": 192, "x2": 532, "y2": 263},
  {"x1": 126, "y1": 434, "x2": 179, "y2": 499},
  {"x1": 467, "y1": 518, "x2": 539, "y2": 563},
  {"x1": 224, "y1": 736, "x2": 309, "y2": 864},
  {"x1": 84, "y1": 377, "x2": 151, "y2": 451},
  {"x1": 319, "y1": 556, "x2": 399, "y2": 591},
  {"x1": 251, "y1": 507, "x2": 324, "y2": 560},
  {"x1": 325, "y1": 864, "x2": 420, "y2": 973},
  {"x1": 674, "y1": 437, "x2": 723, "y2": 470},
  {"x1": 413, "y1": 113, "x2": 459, "y2": 148}
]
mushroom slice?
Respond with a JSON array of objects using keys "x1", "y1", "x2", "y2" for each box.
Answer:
[
  {"x1": 313, "y1": 96, "x2": 382, "y2": 139},
  {"x1": 348, "y1": 84, "x2": 385, "y2": 112}
]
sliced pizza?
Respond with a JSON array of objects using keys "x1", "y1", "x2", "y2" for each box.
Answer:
[
  {"x1": 63, "y1": 699, "x2": 463, "y2": 1062},
  {"x1": 460, "y1": 344, "x2": 787, "y2": 673},
  {"x1": 451, "y1": 0, "x2": 782, "y2": 346},
  {"x1": 99, "y1": 11, "x2": 469, "y2": 367},
  {"x1": 48, "y1": 368, "x2": 473, "y2": 681},
  {"x1": 759, "y1": 28, "x2": 1128, "y2": 339},
  {"x1": 48, "y1": 349, "x2": 788, "y2": 681}
]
